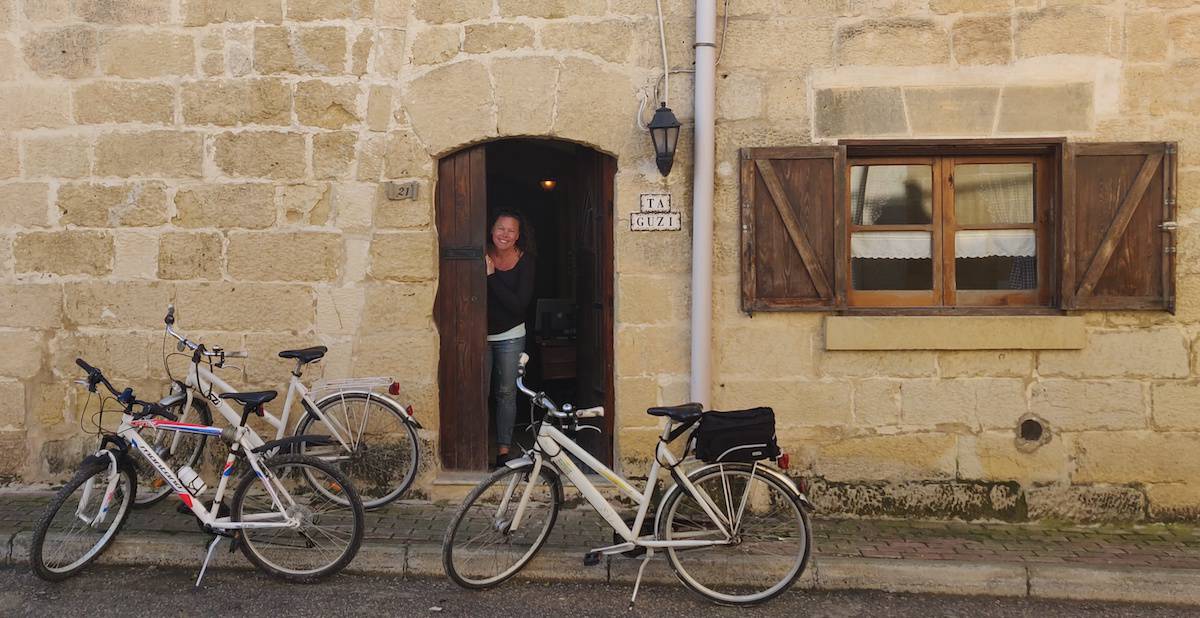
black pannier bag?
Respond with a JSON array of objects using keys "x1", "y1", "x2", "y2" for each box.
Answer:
[{"x1": 692, "y1": 407, "x2": 780, "y2": 463}]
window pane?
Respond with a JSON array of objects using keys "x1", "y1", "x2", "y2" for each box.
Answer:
[
  {"x1": 851, "y1": 231, "x2": 932, "y2": 290},
  {"x1": 850, "y1": 165, "x2": 933, "y2": 225},
  {"x1": 955, "y1": 229, "x2": 1037, "y2": 290},
  {"x1": 954, "y1": 163, "x2": 1034, "y2": 225}
]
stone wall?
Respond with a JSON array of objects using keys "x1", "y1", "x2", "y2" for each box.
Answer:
[{"x1": 1, "y1": 0, "x2": 1198, "y2": 521}]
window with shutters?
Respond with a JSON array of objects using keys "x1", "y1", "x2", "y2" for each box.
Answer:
[{"x1": 741, "y1": 140, "x2": 1177, "y2": 315}]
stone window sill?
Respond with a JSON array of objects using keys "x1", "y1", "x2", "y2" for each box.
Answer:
[{"x1": 825, "y1": 316, "x2": 1086, "y2": 351}]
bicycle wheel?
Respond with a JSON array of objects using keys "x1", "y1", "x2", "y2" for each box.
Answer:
[
  {"x1": 132, "y1": 397, "x2": 211, "y2": 507},
  {"x1": 30, "y1": 457, "x2": 136, "y2": 581},
  {"x1": 297, "y1": 392, "x2": 419, "y2": 508},
  {"x1": 230, "y1": 453, "x2": 364, "y2": 583},
  {"x1": 442, "y1": 463, "x2": 561, "y2": 589},
  {"x1": 658, "y1": 463, "x2": 811, "y2": 606}
]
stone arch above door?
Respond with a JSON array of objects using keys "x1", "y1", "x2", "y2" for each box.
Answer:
[{"x1": 401, "y1": 56, "x2": 635, "y2": 158}]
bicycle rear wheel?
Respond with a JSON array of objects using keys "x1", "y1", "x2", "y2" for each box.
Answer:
[
  {"x1": 297, "y1": 392, "x2": 420, "y2": 509},
  {"x1": 231, "y1": 454, "x2": 365, "y2": 583},
  {"x1": 30, "y1": 458, "x2": 136, "y2": 581},
  {"x1": 658, "y1": 463, "x2": 811, "y2": 605},
  {"x1": 132, "y1": 397, "x2": 210, "y2": 507},
  {"x1": 442, "y1": 463, "x2": 561, "y2": 589}
]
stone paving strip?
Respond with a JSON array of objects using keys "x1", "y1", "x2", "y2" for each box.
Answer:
[{"x1": 3, "y1": 491, "x2": 1200, "y2": 605}]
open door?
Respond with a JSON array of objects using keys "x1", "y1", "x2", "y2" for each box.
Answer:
[
  {"x1": 573, "y1": 149, "x2": 616, "y2": 464},
  {"x1": 434, "y1": 145, "x2": 488, "y2": 471}
]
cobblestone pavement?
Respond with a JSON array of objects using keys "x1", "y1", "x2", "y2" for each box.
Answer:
[{"x1": 4, "y1": 491, "x2": 1200, "y2": 570}]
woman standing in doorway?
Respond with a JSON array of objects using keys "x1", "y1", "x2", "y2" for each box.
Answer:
[{"x1": 485, "y1": 210, "x2": 536, "y2": 468}]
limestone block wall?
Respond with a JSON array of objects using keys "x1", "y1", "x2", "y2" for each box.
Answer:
[{"x1": 1, "y1": 0, "x2": 1198, "y2": 521}]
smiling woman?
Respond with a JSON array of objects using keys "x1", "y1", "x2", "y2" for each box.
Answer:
[{"x1": 485, "y1": 209, "x2": 537, "y2": 469}]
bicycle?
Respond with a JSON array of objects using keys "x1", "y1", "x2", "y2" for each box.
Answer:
[
  {"x1": 442, "y1": 353, "x2": 814, "y2": 607},
  {"x1": 133, "y1": 305, "x2": 421, "y2": 509},
  {"x1": 30, "y1": 359, "x2": 365, "y2": 585}
]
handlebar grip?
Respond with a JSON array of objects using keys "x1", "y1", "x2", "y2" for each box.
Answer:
[
  {"x1": 165, "y1": 304, "x2": 175, "y2": 326},
  {"x1": 75, "y1": 358, "x2": 97, "y2": 374},
  {"x1": 575, "y1": 406, "x2": 604, "y2": 419},
  {"x1": 225, "y1": 351, "x2": 249, "y2": 359}
]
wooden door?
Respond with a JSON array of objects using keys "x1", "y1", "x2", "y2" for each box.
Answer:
[
  {"x1": 435, "y1": 146, "x2": 488, "y2": 470},
  {"x1": 573, "y1": 149, "x2": 616, "y2": 466}
]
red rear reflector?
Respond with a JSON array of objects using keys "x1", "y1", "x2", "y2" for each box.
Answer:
[
  {"x1": 406, "y1": 404, "x2": 414, "y2": 416},
  {"x1": 388, "y1": 382, "x2": 400, "y2": 396},
  {"x1": 798, "y1": 478, "x2": 809, "y2": 494},
  {"x1": 777, "y1": 452, "x2": 790, "y2": 470}
]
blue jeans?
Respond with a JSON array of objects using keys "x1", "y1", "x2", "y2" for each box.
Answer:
[{"x1": 485, "y1": 336, "x2": 524, "y2": 448}]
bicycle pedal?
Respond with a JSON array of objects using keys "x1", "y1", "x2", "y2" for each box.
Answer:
[{"x1": 582, "y1": 551, "x2": 602, "y2": 567}]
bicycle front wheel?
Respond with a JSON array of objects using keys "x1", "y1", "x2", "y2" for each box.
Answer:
[
  {"x1": 30, "y1": 458, "x2": 136, "y2": 581},
  {"x1": 297, "y1": 392, "x2": 420, "y2": 508},
  {"x1": 658, "y1": 463, "x2": 811, "y2": 606},
  {"x1": 442, "y1": 463, "x2": 561, "y2": 589},
  {"x1": 132, "y1": 397, "x2": 210, "y2": 507},
  {"x1": 231, "y1": 454, "x2": 365, "y2": 583}
]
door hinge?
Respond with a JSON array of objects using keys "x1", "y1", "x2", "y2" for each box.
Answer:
[
  {"x1": 440, "y1": 247, "x2": 483, "y2": 260},
  {"x1": 1166, "y1": 143, "x2": 1178, "y2": 155},
  {"x1": 1165, "y1": 246, "x2": 1177, "y2": 254},
  {"x1": 1160, "y1": 221, "x2": 1178, "y2": 231}
]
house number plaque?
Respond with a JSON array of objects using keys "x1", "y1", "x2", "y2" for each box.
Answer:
[{"x1": 632, "y1": 193, "x2": 681, "y2": 231}]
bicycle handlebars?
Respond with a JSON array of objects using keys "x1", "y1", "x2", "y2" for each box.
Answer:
[
  {"x1": 74, "y1": 358, "x2": 178, "y2": 421},
  {"x1": 163, "y1": 305, "x2": 248, "y2": 363},
  {"x1": 515, "y1": 353, "x2": 605, "y2": 422}
]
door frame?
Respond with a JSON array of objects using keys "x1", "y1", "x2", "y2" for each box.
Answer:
[{"x1": 433, "y1": 139, "x2": 617, "y2": 472}]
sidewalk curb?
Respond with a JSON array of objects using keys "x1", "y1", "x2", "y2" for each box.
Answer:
[{"x1": 7, "y1": 530, "x2": 1200, "y2": 606}]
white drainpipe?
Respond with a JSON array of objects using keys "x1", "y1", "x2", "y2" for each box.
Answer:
[{"x1": 690, "y1": 0, "x2": 717, "y2": 408}]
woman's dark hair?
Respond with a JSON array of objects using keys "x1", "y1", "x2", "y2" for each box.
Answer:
[{"x1": 488, "y1": 209, "x2": 536, "y2": 257}]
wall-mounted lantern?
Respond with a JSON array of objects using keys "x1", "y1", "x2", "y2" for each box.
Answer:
[{"x1": 648, "y1": 103, "x2": 681, "y2": 177}]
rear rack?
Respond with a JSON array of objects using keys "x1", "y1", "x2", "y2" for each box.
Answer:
[{"x1": 309, "y1": 377, "x2": 395, "y2": 401}]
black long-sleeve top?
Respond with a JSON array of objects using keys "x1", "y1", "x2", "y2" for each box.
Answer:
[{"x1": 487, "y1": 254, "x2": 535, "y2": 336}]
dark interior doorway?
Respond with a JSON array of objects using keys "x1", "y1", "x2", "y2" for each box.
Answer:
[{"x1": 435, "y1": 139, "x2": 616, "y2": 472}]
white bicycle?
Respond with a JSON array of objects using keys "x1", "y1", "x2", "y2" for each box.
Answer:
[
  {"x1": 30, "y1": 359, "x2": 365, "y2": 584},
  {"x1": 133, "y1": 305, "x2": 421, "y2": 509},
  {"x1": 442, "y1": 354, "x2": 814, "y2": 606}
]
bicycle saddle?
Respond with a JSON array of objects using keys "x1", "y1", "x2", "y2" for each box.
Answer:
[
  {"x1": 219, "y1": 390, "x2": 277, "y2": 408},
  {"x1": 278, "y1": 346, "x2": 327, "y2": 363},
  {"x1": 646, "y1": 402, "x2": 703, "y2": 422}
]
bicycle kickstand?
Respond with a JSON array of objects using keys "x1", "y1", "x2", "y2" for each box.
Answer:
[
  {"x1": 628, "y1": 547, "x2": 654, "y2": 610},
  {"x1": 195, "y1": 535, "x2": 224, "y2": 588}
]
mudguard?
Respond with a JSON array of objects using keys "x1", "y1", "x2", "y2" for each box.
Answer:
[{"x1": 307, "y1": 390, "x2": 422, "y2": 430}]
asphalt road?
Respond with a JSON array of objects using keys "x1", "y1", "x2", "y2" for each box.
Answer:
[{"x1": 1, "y1": 565, "x2": 1194, "y2": 617}]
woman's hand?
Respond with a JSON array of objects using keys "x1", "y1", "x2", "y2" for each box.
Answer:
[{"x1": 485, "y1": 253, "x2": 495, "y2": 275}]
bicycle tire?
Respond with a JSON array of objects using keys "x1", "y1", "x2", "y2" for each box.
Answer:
[
  {"x1": 442, "y1": 463, "x2": 561, "y2": 589},
  {"x1": 30, "y1": 458, "x2": 136, "y2": 581},
  {"x1": 296, "y1": 392, "x2": 420, "y2": 509},
  {"x1": 132, "y1": 397, "x2": 211, "y2": 507},
  {"x1": 657, "y1": 463, "x2": 811, "y2": 606},
  {"x1": 230, "y1": 453, "x2": 365, "y2": 583}
]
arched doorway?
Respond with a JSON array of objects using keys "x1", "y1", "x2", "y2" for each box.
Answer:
[{"x1": 434, "y1": 139, "x2": 616, "y2": 471}]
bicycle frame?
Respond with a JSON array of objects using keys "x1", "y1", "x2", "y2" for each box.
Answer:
[
  {"x1": 91, "y1": 415, "x2": 298, "y2": 532},
  {"x1": 514, "y1": 418, "x2": 734, "y2": 551}
]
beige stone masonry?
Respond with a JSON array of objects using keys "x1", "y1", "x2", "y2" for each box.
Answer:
[
  {"x1": 99, "y1": 31, "x2": 195, "y2": 78},
  {"x1": 95, "y1": 132, "x2": 204, "y2": 178},
  {"x1": 183, "y1": 0, "x2": 283, "y2": 26},
  {"x1": 1030, "y1": 380, "x2": 1146, "y2": 431},
  {"x1": 0, "y1": 135, "x2": 17, "y2": 179},
  {"x1": 410, "y1": 27, "x2": 460, "y2": 65},
  {"x1": 717, "y1": 380, "x2": 853, "y2": 427},
  {"x1": 174, "y1": 183, "x2": 277, "y2": 228},
  {"x1": 182, "y1": 79, "x2": 292, "y2": 126},
  {"x1": 74, "y1": 0, "x2": 169, "y2": 25},
  {"x1": 214, "y1": 132, "x2": 307, "y2": 179},
  {"x1": 368, "y1": 231, "x2": 435, "y2": 281},
  {"x1": 286, "y1": 0, "x2": 371, "y2": 21},
  {"x1": 22, "y1": 135, "x2": 91, "y2": 178},
  {"x1": 282, "y1": 183, "x2": 332, "y2": 225},
  {"x1": 64, "y1": 282, "x2": 171, "y2": 328},
  {"x1": 826, "y1": 316, "x2": 1086, "y2": 350},
  {"x1": 1167, "y1": 13, "x2": 1200, "y2": 59},
  {"x1": 997, "y1": 83, "x2": 1094, "y2": 133},
  {"x1": 0, "y1": 284, "x2": 63, "y2": 329},
  {"x1": 540, "y1": 21, "x2": 635, "y2": 63},
  {"x1": 905, "y1": 86, "x2": 1000, "y2": 135},
  {"x1": 837, "y1": 18, "x2": 950, "y2": 66},
  {"x1": 227, "y1": 231, "x2": 343, "y2": 282},
  {"x1": 816, "y1": 433, "x2": 958, "y2": 482},
  {"x1": 414, "y1": 0, "x2": 490, "y2": 24},
  {"x1": 313, "y1": 132, "x2": 357, "y2": 179},
  {"x1": 0, "y1": 84, "x2": 71, "y2": 129},
  {"x1": 1016, "y1": 6, "x2": 1118, "y2": 58},
  {"x1": 814, "y1": 87, "x2": 907, "y2": 137},
  {"x1": 175, "y1": 282, "x2": 314, "y2": 331},
  {"x1": 1038, "y1": 328, "x2": 1189, "y2": 378},
  {"x1": 15, "y1": 231, "x2": 113, "y2": 276},
  {"x1": 498, "y1": 0, "x2": 605, "y2": 19},
  {"x1": 22, "y1": 25, "x2": 98, "y2": 79},
  {"x1": 0, "y1": 184, "x2": 51, "y2": 227},
  {"x1": 463, "y1": 23, "x2": 534, "y2": 55},
  {"x1": 294, "y1": 80, "x2": 361, "y2": 129},
  {"x1": 957, "y1": 431, "x2": 1069, "y2": 485},
  {"x1": 254, "y1": 26, "x2": 347, "y2": 75},
  {"x1": 74, "y1": 82, "x2": 175, "y2": 125},
  {"x1": 1073, "y1": 431, "x2": 1200, "y2": 484},
  {"x1": 58, "y1": 183, "x2": 168, "y2": 227},
  {"x1": 158, "y1": 232, "x2": 222, "y2": 280}
]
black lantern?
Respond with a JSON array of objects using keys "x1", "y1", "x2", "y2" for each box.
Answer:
[{"x1": 648, "y1": 103, "x2": 681, "y2": 177}]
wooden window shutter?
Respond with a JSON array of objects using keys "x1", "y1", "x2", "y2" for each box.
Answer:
[
  {"x1": 1062, "y1": 142, "x2": 1178, "y2": 312},
  {"x1": 741, "y1": 146, "x2": 846, "y2": 312}
]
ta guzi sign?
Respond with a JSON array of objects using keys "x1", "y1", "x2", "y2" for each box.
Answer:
[{"x1": 631, "y1": 194, "x2": 681, "y2": 231}]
